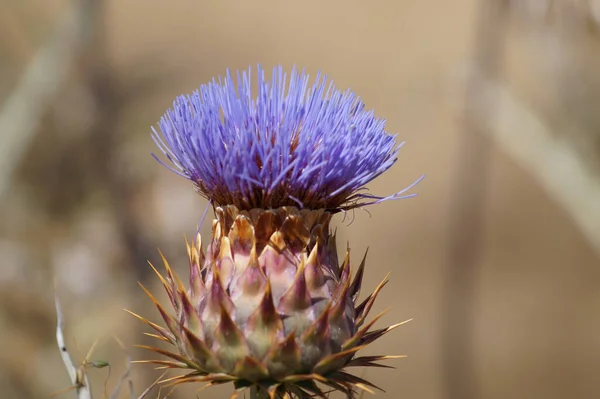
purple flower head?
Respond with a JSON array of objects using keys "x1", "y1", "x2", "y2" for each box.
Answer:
[{"x1": 152, "y1": 65, "x2": 422, "y2": 211}]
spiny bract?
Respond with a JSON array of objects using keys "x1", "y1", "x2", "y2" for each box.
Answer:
[{"x1": 132, "y1": 207, "x2": 408, "y2": 398}]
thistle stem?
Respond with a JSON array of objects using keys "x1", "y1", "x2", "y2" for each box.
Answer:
[{"x1": 249, "y1": 385, "x2": 269, "y2": 399}]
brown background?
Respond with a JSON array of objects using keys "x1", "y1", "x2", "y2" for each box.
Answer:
[{"x1": 1, "y1": 1, "x2": 599, "y2": 398}]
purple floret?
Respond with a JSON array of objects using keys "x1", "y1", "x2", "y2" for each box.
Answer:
[{"x1": 152, "y1": 65, "x2": 422, "y2": 211}]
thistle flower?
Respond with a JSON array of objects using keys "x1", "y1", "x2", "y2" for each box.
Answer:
[
  {"x1": 133, "y1": 65, "x2": 421, "y2": 398},
  {"x1": 151, "y1": 65, "x2": 420, "y2": 212}
]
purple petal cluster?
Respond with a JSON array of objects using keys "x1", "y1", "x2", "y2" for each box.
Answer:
[{"x1": 152, "y1": 65, "x2": 421, "y2": 211}]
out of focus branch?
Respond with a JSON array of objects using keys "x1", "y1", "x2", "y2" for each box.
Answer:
[
  {"x1": 77, "y1": 0, "x2": 158, "y2": 282},
  {"x1": 110, "y1": 338, "x2": 135, "y2": 399},
  {"x1": 464, "y1": 73, "x2": 600, "y2": 256},
  {"x1": 1, "y1": 0, "x2": 156, "y2": 279},
  {"x1": 55, "y1": 296, "x2": 159, "y2": 399},
  {"x1": 441, "y1": 1, "x2": 508, "y2": 399},
  {"x1": 508, "y1": 0, "x2": 600, "y2": 27},
  {"x1": 0, "y1": 0, "x2": 93, "y2": 200},
  {"x1": 135, "y1": 372, "x2": 167, "y2": 399},
  {"x1": 55, "y1": 292, "x2": 92, "y2": 399}
]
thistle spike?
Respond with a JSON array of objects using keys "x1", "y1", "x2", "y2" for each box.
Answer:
[
  {"x1": 360, "y1": 318, "x2": 412, "y2": 346},
  {"x1": 304, "y1": 243, "x2": 329, "y2": 299},
  {"x1": 355, "y1": 272, "x2": 390, "y2": 327},
  {"x1": 346, "y1": 354, "x2": 407, "y2": 368},
  {"x1": 331, "y1": 266, "x2": 351, "y2": 318},
  {"x1": 143, "y1": 332, "x2": 170, "y2": 342},
  {"x1": 219, "y1": 236, "x2": 233, "y2": 260},
  {"x1": 137, "y1": 282, "x2": 178, "y2": 337},
  {"x1": 134, "y1": 345, "x2": 200, "y2": 370},
  {"x1": 219, "y1": 257, "x2": 236, "y2": 291},
  {"x1": 188, "y1": 237, "x2": 206, "y2": 301},
  {"x1": 313, "y1": 345, "x2": 367, "y2": 375},
  {"x1": 338, "y1": 245, "x2": 351, "y2": 282},
  {"x1": 309, "y1": 224, "x2": 327, "y2": 255},
  {"x1": 268, "y1": 230, "x2": 286, "y2": 252},
  {"x1": 231, "y1": 356, "x2": 269, "y2": 382},
  {"x1": 348, "y1": 248, "x2": 368, "y2": 304},
  {"x1": 261, "y1": 230, "x2": 297, "y2": 300},
  {"x1": 342, "y1": 309, "x2": 391, "y2": 351},
  {"x1": 300, "y1": 301, "x2": 332, "y2": 368},
  {"x1": 332, "y1": 371, "x2": 384, "y2": 393},
  {"x1": 252, "y1": 210, "x2": 274, "y2": 249},
  {"x1": 214, "y1": 305, "x2": 251, "y2": 373},
  {"x1": 130, "y1": 359, "x2": 188, "y2": 368},
  {"x1": 280, "y1": 215, "x2": 310, "y2": 252},
  {"x1": 229, "y1": 215, "x2": 255, "y2": 257},
  {"x1": 230, "y1": 247, "x2": 268, "y2": 323},
  {"x1": 202, "y1": 264, "x2": 234, "y2": 335},
  {"x1": 245, "y1": 281, "x2": 284, "y2": 359},
  {"x1": 146, "y1": 260, "x2": 176, "y2": 308},
  {"x1": 158, "y1": 249, "x2": 186, "y2": 295},
  {"x1": 277, "y1": 257, "x2": 311, "y2": 315},
  {"x1": 185, "y1": 235, "x2": 193, "y2": 260},
  {"x1": 179, "y1": 289, "x2": 204, "y2": 339},
  {"x1": 212, "y1": 218, "x2": 221, "y2": 239},
  {"x1": 301, "y1": 301, "x2": 332, "y2": 343},
  {"x1": 236, "y1": 247, "x2": 265, "y2": 298},
  {"x1": 264, "y1": 332, "x2": 301, "y2": 380},
  {"x1": 218, "y1": 237, "x2": 235, "y2": 287},
  {"x1": 292, "y1": 380, "x2": 327, "y2": 399},
  {"x1": 124, "y1": 309, "x2": 175, "y2": 344},
  {"x1": 180, "y1": 324, "x2": 217, "y2": 371},
  {"x1": 326, "y1": 230, "x2": 340, "y2": 276}
]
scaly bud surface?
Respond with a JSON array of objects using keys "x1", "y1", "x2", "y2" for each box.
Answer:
[{"x1": 133, "y1": 206, "x2": 403, "y2": 397}]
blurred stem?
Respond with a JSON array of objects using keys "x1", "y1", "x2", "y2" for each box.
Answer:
[
  {"x1": 249, "y1": 385, "x2": 268, "y2": 399},
  {"x1": 0, "y1": 0, "x2": 92, "y2": 200},
  {"x1": 80, "y1": 0, "x2": 156, "y2": 282},
  {"x1": 466, "y1": 71, "x2": 600, "y2": 259},
  {"x1": 441, "y1": 1, "x2": 508, "y2": 399}
]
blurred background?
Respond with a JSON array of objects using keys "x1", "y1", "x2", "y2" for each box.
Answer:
[{"x1": 1, "y1": 0, "x2": 600, "y2": 398}]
